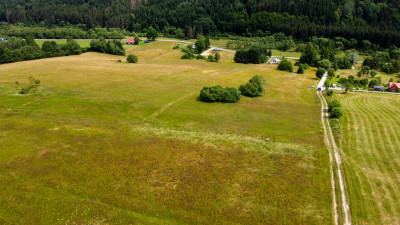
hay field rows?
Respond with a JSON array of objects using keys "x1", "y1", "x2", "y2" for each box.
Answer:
[
  {"x1": 339, "y1": 93, "x2": 400, "y2": 224},
  {"x1": 0, "y1": 41, "x2": 332, "y2": 224}
]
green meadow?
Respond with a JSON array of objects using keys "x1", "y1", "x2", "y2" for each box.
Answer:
[
  {"x1": 0, "y1": 41, "x2": 332, "y2": 224},
  {"x1": 338, "y1": 93, "x2": 400, "y2": 225}
]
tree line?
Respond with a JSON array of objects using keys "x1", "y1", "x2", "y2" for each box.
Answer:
[
  {"x1": 1, "y1": 0, "x2": 400, "y2": 47},
  {"x1": 0, "y1": 37, "x2": 83, "y2": 64},
  {"x1": 0, "y1": 37, "x2": 128, "y2": 64}
]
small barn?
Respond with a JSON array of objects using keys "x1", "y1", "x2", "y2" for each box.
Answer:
[
  {"x1": 389, "y1": 82, "x2": 400, "y2": 92},
  {"x1": 269, "y1": 58, "x2": 281, "y2": 64},
  {"x1": 126, "y1": 39, "x2": 136, "y2": 45},
  {"x1": 373, "y1": 85, "x2": 385, "y2": 91}
]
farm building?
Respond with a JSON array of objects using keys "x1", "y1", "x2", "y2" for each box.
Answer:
[
  {"x1": 373, "y1": 86, "x2": 385, "y2": 91},
  {"x1": 389, "y1": 82, "x2": 400, "y2": 91},
  {"x1": 269, "y1": 58, "x2": 281, "y2": 64},
  {"x1": 126, "y1": 39, "x2": 136, "y2": 45}
]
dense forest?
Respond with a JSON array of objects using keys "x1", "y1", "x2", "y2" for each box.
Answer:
[{"x1": 1, "y1": 0, "x2": 400, "y2": 47}]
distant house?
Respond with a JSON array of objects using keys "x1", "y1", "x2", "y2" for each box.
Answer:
[
  {"x1": 389, "y1": 82, "x2": 400, "y2": 92},
  {"x1": 269, "y1": 58, "x2": 281, "y2": 64},
  {"x1": 373, "y1": 85, "x2": 385, "y2": 91},
  {"x1": 126, "y1": 39, "x2": 136, "y2": 45}
]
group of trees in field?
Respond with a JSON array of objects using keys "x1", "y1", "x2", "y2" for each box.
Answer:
[
  {"x1": 234, "y1": 48, "x2": 267, "y2": 64},
  {"x1": 328, "y1": 99, "x2": 343, "y2": 119},
  {"x1": 89, "y1": 39, "x2": 125, "y2": 55},
  {"x1": 0, "y1": 37, "x2": 83, "y2": 64},
  {"x1": 199, "y1": 75, "x2": 264, "y2": 103},
  {"x1": 199, "y1": 86, "x2": 241, "y2": 103},
  {"x1": 363, "y1": 51, "x2": 400, "y2": 74},
  {"x1": 0, "y1": 36, "x2": 129, "y2": 64},
  {"x1": 277, "y1": 59, "x2": 293, "y2": 72},
  {"x1": 239, "y1": 75, "x2": 265, "y2": 97},
  {"x1": 2, "y1": 0, "x2": 400, "y2": 47}
]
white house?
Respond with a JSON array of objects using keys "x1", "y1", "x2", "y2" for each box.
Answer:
[{"x1": 269, "y1": 58, "x2": 281, "y2": 64}]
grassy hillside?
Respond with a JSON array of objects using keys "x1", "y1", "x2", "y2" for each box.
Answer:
[
  {"x1": 0, "y1": 41, "x2": 332, "y2": 224},
  {"x1": 339, "y1": 93, "x2": 400, "y2": 224}
]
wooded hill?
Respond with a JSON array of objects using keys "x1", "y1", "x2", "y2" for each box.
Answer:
[{"x1": 1, "y1": 0, "x2": 400, "y2": 47}]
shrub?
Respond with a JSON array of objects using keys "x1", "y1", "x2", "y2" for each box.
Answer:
[
  {"x1": 196, "y1": 55, "x2": 206, "y2": 60},
  {"x1": 326, "y1": 90, "x2": 334, "y2": 96},
  {"x1": 127, "y1": 54, "x2": 138, "y2": 63},
  {"x1": 330, "y1": 107, "x2": 343, "y2": 118},
  {"x1": 278, "y1": 59, "x2": 293, "y2": 72},
  {"x1": 214, "y1": 53, "x2": 221, "y2": 62},
  {"x1": 199, "y1": 85, "x2": 241, "y2": 103},
  {"x1": 182, "y1": 52, "x2": 195, "y2": 59},
  {"x1": 297, "y1": 64, "x2": 305, "y2": 74},
  {"x1": 239, "y1": 75, "x2": 264, "y2": 97},
  {"x1": 328, "y1": 99, "x2": 341, "y2": 112},
  {"x1": 173, "y1": 44, "x2": 180, "y2": 50},
  {"x1": 316, "y1": 68, "x2": 326, "y2": 79}
]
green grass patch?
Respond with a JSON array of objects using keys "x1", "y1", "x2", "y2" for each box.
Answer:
[{"x1": 0, "y1": 41, "x2": 332, "y2": 224}]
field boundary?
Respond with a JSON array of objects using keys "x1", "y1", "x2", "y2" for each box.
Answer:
[{"x1": 318, "y1": 91, "x2": 351, "y2": 225}]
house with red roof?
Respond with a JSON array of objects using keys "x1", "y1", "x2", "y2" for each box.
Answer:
[
  {"x1": 389, "y1": 82, "x2": 400, "y2": 92},
  {"x1": 126, "y1": 39, "x2": 136, "y2": 45}
]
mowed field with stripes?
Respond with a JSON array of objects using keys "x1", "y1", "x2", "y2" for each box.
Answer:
[{"x1": 339, "y1": 93, "x2": 400, "y2": 224}]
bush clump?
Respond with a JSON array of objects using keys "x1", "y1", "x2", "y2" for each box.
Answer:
[
  {"x1": 90, "y1": 38, "x2": 125, "y2": 56},
  {"x1": 181, "y1": 48, "x2": 195, "y2": 59},
  {"x1": 328, "y1": 99, "x2": 341, "y2": 112},
  {"x1": 199, "y1": 85, "x2": 241, "y2": 103},
  {"x1": 328, "y1": 99, "x2": 343, "y2": 119},
  {"x1": 239, "y1": 75, "x2": 264, "y2": 97},
  {"x1": 127, "y1": 54, "x2": 138, "y2": 63},
  {"x1": 234, "y1": 48, "x2": 267, "y2": 64},
  {"x1": 330, "y1": 107, "x2": 343, "y2": 119},
  {"x1": 196, "y1": 55, "x2": 206, "y2": 60},
  {"x1": 326, "y1": 90, "x2": 334, "y2": 96},
  {"x1": 277, "y1": 59, "x2": 293, "y2": 72}
]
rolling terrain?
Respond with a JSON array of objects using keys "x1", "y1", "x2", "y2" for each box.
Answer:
[{"x1": 0, "y1": 41, "x2": 332, "y2": 224}]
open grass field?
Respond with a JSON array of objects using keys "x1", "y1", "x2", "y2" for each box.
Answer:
[
  {"x1": 338, "y1": 93, "x2": 400, "y2": 224},
  {"x1": 0, "y1": 41, "x2": 332, "y2": 224}
]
